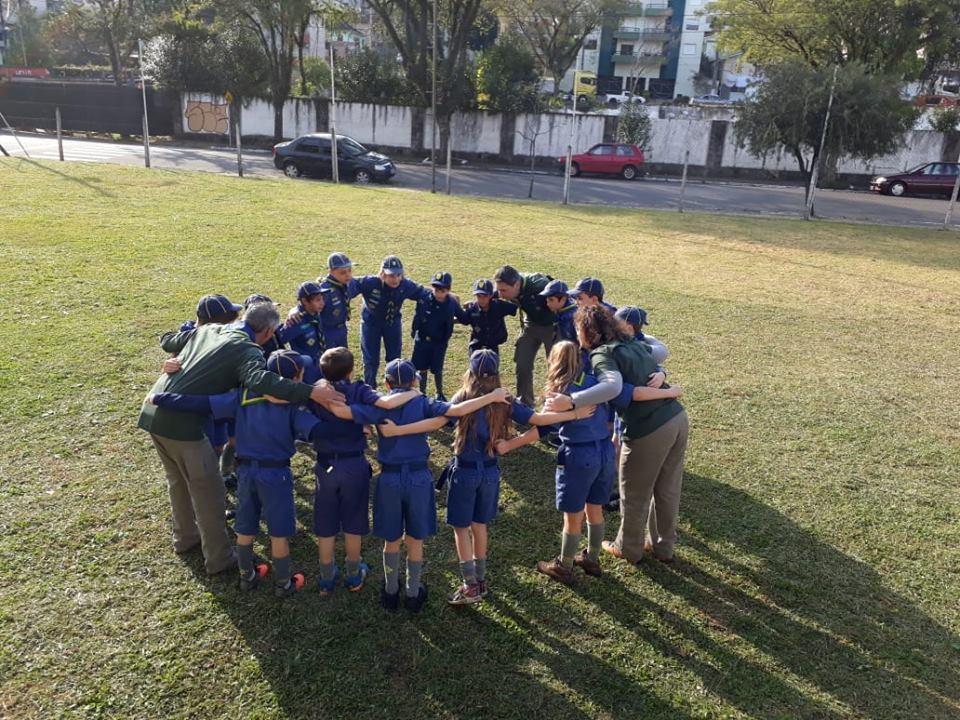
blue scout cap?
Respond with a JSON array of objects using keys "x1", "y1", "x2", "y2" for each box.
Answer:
[
  {"x1": 266, "y1": 349, "x2": 305, "y2": 379},
  {"x1": 616, "y1": 306, "x2": 649, "y2": 326},
  {"x1": 472, "y1": 279, "x2": 494, "y2": 295},
  {"x1": 197, "y1": 294, "x2": 242, "y2": 321},
  {"x1": 243, "y1": 293, "x2": 273, "y2": 309},
  {"x1": 384, "y1": 358, "x2": 419, "y2": 386},
  {"x1": 328, "y1": 252, "x2": 356, "y2": 270},
  {"x1": 569, "y1": 277, "x2": 604, "y2": 298},
  {"x1": 297, "y1": 281, "x2": 330, "y2": 300},
  {"x1": 539, "y1": 279, "x2": 570, "y2": 297},
  {"x1": 469, "y1": 349, "x2": 500, "y2": 378},
  {"x1": 431, "y1": 271, "x2": 452, "y2": 288},
  {"x1": 381, "y1": 255, "x2": 404, "y2": 275}
]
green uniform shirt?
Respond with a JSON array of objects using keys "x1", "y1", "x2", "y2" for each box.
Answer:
[
  {"x1": 590, "y1": 339, "x2": 684, "y2": 440},
  {"x1": 138, "y1": 323, "x2": 313, "y2": 441},
  {"x1": 515, "y1": 272, "x2": 554, "y2": 327}
]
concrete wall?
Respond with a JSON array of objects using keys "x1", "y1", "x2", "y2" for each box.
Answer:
[
  {"x1": 512, "y1": 113, "x2": 606, "y2": 157},
  {"x1": 240, "y1": 97, "x2": 317, "y2": 137},
  {"x1": 337, "y1": 103, "x2": 413, "y2": 148}
]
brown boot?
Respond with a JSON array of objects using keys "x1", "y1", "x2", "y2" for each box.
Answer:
[
  {"x1": 573, "y1": 550, "x2": 602, "y2": 577},
  {"x1": 536, "y1": 557, "x2": 577, "y2": 585}
]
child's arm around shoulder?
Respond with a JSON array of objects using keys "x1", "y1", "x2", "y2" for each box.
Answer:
[
  {"x1": 443, "y1": 387, "x2": 510, "y2": 417},
  {"x1": 378, "y1": 416, "x2": 448, "y2": 437}
]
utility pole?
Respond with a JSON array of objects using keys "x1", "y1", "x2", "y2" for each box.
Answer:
[
  {"x1": 804, "y1": 65, "x2": 838, "y2": 220},
  {"x1": 329, "y1": 44, "x2": 339, "y2": 183},
  {"x1": 430, "y1": 0, "x2": 437, "y2": 193},
  {"x1": 138, "y1": 39, "x2": 151, "y2": 168}
]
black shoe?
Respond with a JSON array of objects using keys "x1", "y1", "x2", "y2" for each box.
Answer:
[
  {"x1": 380, "y1": 586, "x2": 400, "y2": 612},
  {"x1": 222, "y1": 473, "x2": 238, "y2": 491},
  {"x1": 404, "y1": 584, "x2": 428, "y2": 613},
  {"x1": 225, "y1": 508, "x2": 236, "y2": 521}
]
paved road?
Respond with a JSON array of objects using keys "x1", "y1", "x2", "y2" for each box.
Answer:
[{"x1": 3, "y1": 131, "x2": 957, "y2": 229}]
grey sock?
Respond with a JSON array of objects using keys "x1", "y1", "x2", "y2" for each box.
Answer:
[
  {"x1": 587, "y1": 522, "x2": 605, "y2": 561},
  {"x1": 220, "y1": 444, "x2": 236, "y2": 476},
  {"x1": 346, "y1": 558, "x2": 360, "y2": 577},
  {"x1": 237, "y1": 544, "x2": 254, "y2": 575},
  {"x1": 319, "y1": 561, "x2": 336, "y2": 581},
  {"x1": 560, "y1": 532, "x2": 581, "y2": 568},
  {"x1": 459, "y1": 560, "x2": 476, "y2": 585},
  {"x1": 273, "y1": 555, "x2": 291, "y2": 586},
  {"x1": 383, "y1": 551, "x2": 400, "y2": 594},
  {"x1": 474, "y1": 557, "x2": 487, "y2": 582},
  {"x1": 406, "y1": 559, "x2": 424, "y2": 598}
]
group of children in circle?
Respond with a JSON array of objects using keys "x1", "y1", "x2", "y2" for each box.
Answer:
[{"x1": 152, "y1": 252, "x2": 673, "y2": 611}]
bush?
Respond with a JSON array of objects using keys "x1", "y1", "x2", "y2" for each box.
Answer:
[{"x1": 617, "y1": 101, "x2": 652, "y2": 149}]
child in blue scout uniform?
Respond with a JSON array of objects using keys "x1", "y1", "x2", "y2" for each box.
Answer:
[
  {"x1": 402, "y1": 350, "x2": 591, "y2": 605},
  {"x1": 307, "y1": 347, "x2": 421, "y2": 595},
  {"x1": 411, "y1": 271, "x2": 461, "y2": 400},
  {"x1": 538, "y1": 279, "x2": 578, "y2": 343},
  {"x1": 455, "y1": 278, "x2": 518, "y2": 356},
  {"x1": 323, "y1": 359, "x2": 510, "y2": 613},
  {"x1": 569, "y1": 277, "x2": 618, "y2": 315},
  {"x1": 276, "y1": 281, "x2": 330, "y2": 383},
  {"x1": 148, "y1": 350, "x2": 330, "y2": 598},
  {"x1": 496, "y1": 340, "x2": 617, "y2": 586},
  {"x1": 614, "y1": 305, "x2": 669, "y2": 365},
  {"x1": 317, "y1": 252, "x2": 361, "y2": 350},
  {"x1": 244, "y1": 294, "x2": 284, "y2": 358},
  {"x1": 355, "y1": 255, "x2": 432, "y2": 387}
]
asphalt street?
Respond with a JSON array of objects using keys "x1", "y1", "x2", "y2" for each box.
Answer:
[{"x1": 3, "y1": 131, "x2": 957, "y2": 229}]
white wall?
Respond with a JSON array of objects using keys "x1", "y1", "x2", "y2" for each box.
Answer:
[
  {"x1": 512, "y1": 113, "x2": 606, "y2": 158},
  {"x1": 647, "y1": 116, "x2": 711, "y2": 165},
  {"x1": 338, "y1": 103, "x2": 412, "y2": 147},
  {"x1": 430, "y1": 111, "x2": 502, "y2": 154}
]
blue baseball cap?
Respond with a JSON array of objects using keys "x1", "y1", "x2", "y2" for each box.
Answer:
[
  {"x1": 569, "y1": 277, "x2": 604, "y2": 298},
  {"x1": 472, "y1": 279, "x2": 494, "y2": 295},
  {"x1": 539, "y1": 279, "x2": 570, "y2": 297},
  {"x1": 469, "y1": 349, "x2": 500, "y2": 378},
  {"x1": 380, "y1": 255, "x2": 404, "y2": 275},
  {"x1": 431, "y1": 271, "x2": 452, "y2": 289},
  {"x1": 615, "y1": 306, "x2": 649, "y2": 326},
  {"x1": 297, "y1": 280, "x2": 330, "y2": 300},
  {"x1": 243, "y1": 293, "x2": 273, "y2": 309},
  {"x1": 384, "y1": 358, "x2": 419, "y2": 386},
  {"x1": 197, "y1": 294, "x2": 242, "y2": 321},
  {"x1": 266, "y1": 349, "x2": 305, "y2": 379},
  {"x1": 328, "y1": 252, "x2": 356, "y2": 270}
]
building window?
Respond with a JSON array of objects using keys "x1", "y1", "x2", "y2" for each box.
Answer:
[
  {"x1": 620, "y1": 44, "x2": 634, "y2": 56},
  {"x1": 584, "y1": 38, "x2": 598, "y2": 50},
  {"x1": 686, "y1": 22, "x2": 700, "y2": 31},
  {"x1": 682, "y1": 43, "x2": 697, "y2": 56}
]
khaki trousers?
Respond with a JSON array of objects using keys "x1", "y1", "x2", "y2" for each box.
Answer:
[
  {"x1": 151, "y1": 434, "x2": 236, "y2": 575},
  {"x1": 614, "y1": 410, "x2": 688, "y2": 562},
  {"x1": 513, "y1": 322, "x2": 556, "y2": 407}
]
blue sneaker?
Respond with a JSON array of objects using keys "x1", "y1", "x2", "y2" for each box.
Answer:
[
  {"x1": 317, "y1": 565, "x2": 340, "y2": 596},
  {"x1": 344, "y1": 561, "x2": 369, "y2": 592}
]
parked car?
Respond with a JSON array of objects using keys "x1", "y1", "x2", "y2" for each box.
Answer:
[
  {"x1": 690, "y1": 94, "x2": 730, "y2": 106},
  {"x1": 557, "y1": 143, "x2": 645, "y2": 180},
  {"x1": 604, "y1": 91, "x2": 646, "y2": 107},
  {"x1": 272, "y1": 133, "x2": 396, "y2": 183},
  {"x1": 870, "y1": 162, "x2": 960, "y2": 197}
]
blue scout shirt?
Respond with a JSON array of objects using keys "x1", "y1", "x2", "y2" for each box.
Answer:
[
  {"x1": 356, "y1": 276, "x2": 430, "y2": 326},
  {"x1": 448, "y1": 400, "x2": 534, "y2": 464},
  {"x1": 412, "y1": 294, "x2": 459, "y2": 344},
  {"x1": 555, "y1": 302, "x2": 578, "y2": 343},
  {"x1": 545, "y1": 372, "x2": 610, "y2": 445},
  {"x1": 319, "y1": 275, "x2": 360, "y2": 331},
  {"x1": 352, "y1": 394, "x2": 450, "y2": 464},
  {"x1": 455, "y1": 299, "x2": 517, "y2": 348},
  {"x1": 307, "y1": 380, "x2": 382, "y2": 455},
  {"x1": 277, "y1": 306, "x2": 325, "y2": 362}
]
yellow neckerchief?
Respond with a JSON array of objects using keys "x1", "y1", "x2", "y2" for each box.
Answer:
[{"x1": 241, "y1": 389, "x2": 290, "y2": 406}]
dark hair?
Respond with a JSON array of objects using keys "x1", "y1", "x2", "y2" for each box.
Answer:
[
  {"x1": 493, "y1": 265, "x2": 520, "y2": 285},
  {"x1": 574, "y1": 305, "x2": 629, "y2": 349},
  {"x1": 451, "y1": 370, "x2": 512, "y2": 456},
  {"x1": 319, "y1": 347, "x2": 354, "y2": 382}
]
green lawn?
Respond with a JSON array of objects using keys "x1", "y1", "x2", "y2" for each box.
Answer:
[{"x1": 1, "y1": 159, "x2": 958, "y2": 720}]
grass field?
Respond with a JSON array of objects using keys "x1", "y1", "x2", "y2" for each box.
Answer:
[{"x1": 1, "y1": 158, "x2": 958, "y2": 720}]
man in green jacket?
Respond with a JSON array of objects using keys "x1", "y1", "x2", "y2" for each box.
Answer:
[
  {"x1": 493, "y1": 265, "x2": 555, "y2": 407},
  {"x1": 138, "y1": 301, "x2": 343, "y2": 575}
]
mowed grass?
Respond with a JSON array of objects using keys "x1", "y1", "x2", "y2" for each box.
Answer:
[{"x1": 1, "y1": 158, "x2": 958, "y2": 720}]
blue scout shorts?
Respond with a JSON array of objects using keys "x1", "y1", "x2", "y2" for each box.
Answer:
[
  {"x1": 554, "y1": 441, "x2": 616, "y2": 513},
  {"x1": 446, "y1": 458, "x2": 501, "y2": 527},
  {"x1": 312, "y1": 454, "x2": 372, "y2": 537},
  {"x1": 235, "y1": 463, "x2": 296, "y2": 538},
  {"x1": 412, "y1": 340, "x2": 447, "y2": 376},
  {"x1": 373, "y1": 463, "x2": 437, "y2": 542}
]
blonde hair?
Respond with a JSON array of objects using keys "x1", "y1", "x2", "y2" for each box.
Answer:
[
  {"x1": 544, "y1": 340, "x2": 582, "y2": 395},
  {"x1": 451, "y1": 369, "x2": 512, "y2": 456}
]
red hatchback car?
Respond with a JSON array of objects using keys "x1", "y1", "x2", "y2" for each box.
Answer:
[{"x1": 558, "y1": 142, "x2": 645, "y2": 180}]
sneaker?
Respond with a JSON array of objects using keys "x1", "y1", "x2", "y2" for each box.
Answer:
[
  {"x1": 380, "y1": 586, "x2": 400, "y2": 612},
  {"x1": 344, "y1": 562, "x2": 369, "y2": 592},
  {"x1": 239, "y1": 563, "x2": 268, "y2": 591},
  {"x1": 574, "y1": 550, "x2": 602, "y2": 578},
  {"x1": 536, "y1": 557, "x2": 577, "y2": 586},
  {"x1": 448, "y1": 581, "x2": 483, "y2": 605},
  {"x1": 317, "y1": 565, "x2": 340, "y2": 596},
  {"x1": 274, "y1": 572, "x2": 306, "y2": 598},
  {"x1": 405, "y1": 584, "x2": 429, "y2": 613}
]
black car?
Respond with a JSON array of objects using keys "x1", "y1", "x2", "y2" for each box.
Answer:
[{"x1": 272, "y1": 133, "x2": 396, "y2": 183}]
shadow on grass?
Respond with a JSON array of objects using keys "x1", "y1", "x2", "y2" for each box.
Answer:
[
  {"x1": 3, "y1": 157, "x2": 117, "y2": 198},
  {"x1": 588, "y1": 473, "x2": 960, "y2": 719}
]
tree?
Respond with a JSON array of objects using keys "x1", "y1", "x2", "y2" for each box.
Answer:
[
  {"x1": 616, "y1": 101, "x2": 651, "y2": 149},
  {"x1": 1, "y1": 2, "x2": 55, "y2": 66},
  {"x1": 475, "y1": 35, "x2": 539, "y2": 113},
  {"x1": 333, "y1": 47, "x2": 414, "y2": 104},
  {"x1": 707, "y1": 0, "x2": 960, "y2": 82},
  {"x1": 734, "y1": 61, "x2": 918, "y2": 193},
  {"x1": 496, "y1": 0, "x2": 626, "y2": 89}
]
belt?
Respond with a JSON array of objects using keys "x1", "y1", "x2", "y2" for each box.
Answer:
[
  {"x1": 325, "y1": 323, "x2": 346, "y2": 330},
  {"x1": 380, "y1": 461, "x2": 430, "y2": 473},
  {"x1": 563, "y1": 439, "x2": 607, "y2": 448},
  {"x1": 316, "y1": 450, "x2": 364, "y2": 463},
  {"x1": 456, "y1": 456, "x2": 498, "y2": 468},
  {"x1": 237, "y1": 457, "x2": 290, "y2": 468}
]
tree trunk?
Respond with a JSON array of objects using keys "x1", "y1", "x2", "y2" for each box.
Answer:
[
  {"x1": 820, "y1": 146, "x2": 841, "y2": 185},
  {"x1": 274, "y1": 102, "x2": 283, "y2": 140},
  {"x1": 297, "y1": 40, "x2": 307, "y2": 96}
]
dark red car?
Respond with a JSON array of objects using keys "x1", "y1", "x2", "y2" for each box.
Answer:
[
  {"x1": 870, "y1": 162, "x2": 960, "y2": 197},
  {"x1": 558, "y1": 142, "x2": 645, "y2": 180}
]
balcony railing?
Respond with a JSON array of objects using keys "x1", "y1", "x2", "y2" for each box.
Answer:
[
  {"x1": 611, "y1": 51, "x2": 669, "y2": 65},
  {"x1": 613, "y1": 27, "x2": 674, "y2": 41}
]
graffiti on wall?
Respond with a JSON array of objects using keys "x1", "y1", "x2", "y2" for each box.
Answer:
[{"x1": 184, "y1": 98, "x2": 229, "y2": 133}]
